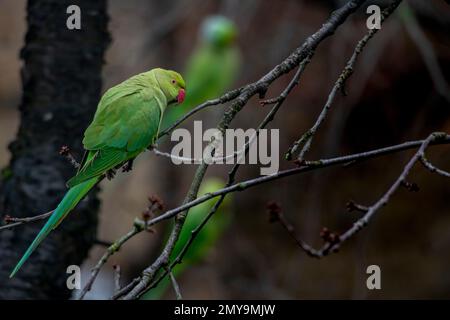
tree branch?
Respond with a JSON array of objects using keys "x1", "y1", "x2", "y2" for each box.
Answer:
[
  {"x1": 78, "y1": 221, "x2": 145, "y2": 300},
  {"x1": 0, "y1": 210, "x2": 53, "y2": 232},
  {"x1": 286, "y1": 0, "x2": 403, "y2": 162},
  {"x1": 168, "y1": 269, "x2": 182, "y2": 300},
  {"x1": 140, "y1": 134, "x2": 450, "y2": 228},
  {"x1": 276, "y1": 132, "x2": 448, "y2": 258},
  {"x1": 420, "y1": 155, "x2": 450, "y2": 178},
  {"x1": 78, "y1": 196, "x2": 163, "y2": 300},
  {"x1": 113, "y1": 265, "x2": 121, "y2": 295}
]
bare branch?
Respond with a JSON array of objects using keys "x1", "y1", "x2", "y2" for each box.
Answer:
[
  {"x1": 286, "y1": 0, "x2": 403, "y2": 162},
  {"x1": 259, "y1": 54, "x2": 312, "y2": 106},
  {"x1": 0, "y1": 210, "x2": 53, "y2": 232},
  {"x1": 141, "y1": 134, "x2": 450, "y2": 228},
  {"x1": 268, "y1": 202, "x2": 327, "y2": 258},
  {"x1": 157, "y1": 88, "x2": 242, "y2": 139},
  {"x1": 93, "y1": 239, "x2": 113, "y2": 247},
  {"x1": 78, "y1": 196, "x2": 163, "y2": 300},
  {"x1": 78, "y1": 221, "x2": 145, "y2": 300},
  {"x1": 420, "y1": 155, "x2": 450, "y2": 178},
  {"x1": 168, "y1": 269, "x2": 182, "y2": 300},
  {"x1": 111, "y1": 277, "x2": 141, "y2": 300},
  {"x1": 59, "y1": 145, "x2": 81, "y2": 169},
  {"x1": 346, "y1": 200, "x2": 369, "y2": 213},
  {"x1": 113, "y1": 265, "x2": 121, "y2": 295},
  {"x1": 278, "y1": 132, "x2": 448, "y2": 258}
]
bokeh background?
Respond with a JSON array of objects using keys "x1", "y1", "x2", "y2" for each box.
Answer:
[{"x1": 1, "y1": 0, "x2": 450, "y2": 299}]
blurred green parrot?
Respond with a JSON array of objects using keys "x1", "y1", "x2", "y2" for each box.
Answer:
[
  {"x1": 162, "y1": 15, "x2": 241, "y2": 128},
  {"x1": 143, "y1": 178, "x2": 232, "y2": 299},
  {"x1": 10, "y1": 68, "x2": 186, "y2": 278}
]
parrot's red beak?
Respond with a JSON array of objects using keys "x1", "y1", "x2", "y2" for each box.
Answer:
[{"x1": 177, "y1": 89, "x2": 186, "y2": 104}]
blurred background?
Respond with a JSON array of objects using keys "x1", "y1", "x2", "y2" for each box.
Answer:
[{"x1": 1, "y1": 0, "x2": 450, "y2": 299}]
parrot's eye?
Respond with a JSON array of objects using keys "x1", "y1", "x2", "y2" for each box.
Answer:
[{"x1": 171, "y1": 79, "x2": 176, "y2": 84}]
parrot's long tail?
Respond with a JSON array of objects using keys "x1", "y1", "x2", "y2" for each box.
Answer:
[{"x1": 9, "y1": 176, "x2": 99, "y2": 278}]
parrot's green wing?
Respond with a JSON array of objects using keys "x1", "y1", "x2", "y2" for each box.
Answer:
[
  {"x1": 84, "y1": 88, "x2": 162, "y2": 151},
  {"x1": 67, "y1": 88, "x2": 163, "y2": 187},
  {"x1": 66, "y1": 149, "x2": 128, "y2": 188}
]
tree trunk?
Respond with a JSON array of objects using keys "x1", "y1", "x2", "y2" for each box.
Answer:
[{"x1": 0, "y1": 0, "x2": 109, "y2": 299}]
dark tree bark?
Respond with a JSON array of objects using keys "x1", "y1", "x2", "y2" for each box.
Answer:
[{"x1": 0, "y1": 0, "x2": 109, "y2": 299}]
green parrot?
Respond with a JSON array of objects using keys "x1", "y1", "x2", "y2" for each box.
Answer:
[
  {"x1": 163, "y1": 15, "x2": 240, "y2": 128},
  {"x1": 143, "y1": 178, "x2": 232, "y2": 299},
  {"x1": 10, "y1": 68, "x2": 186, "y2": 278}
]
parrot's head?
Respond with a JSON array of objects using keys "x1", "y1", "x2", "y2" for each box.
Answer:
[
  {"x1": 154, "y1": 68, "x2": 186, "y2": 106},
  {"x1": 201, "y1": 15, "x2": 238, "y2": 49}
]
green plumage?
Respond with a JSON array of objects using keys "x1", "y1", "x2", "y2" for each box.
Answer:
[
  {"x1": 10, "y1": 68, "x2": 186, "y2": 277},
  {"x1": 10, "y1": 177, "x2": 100, "y2": 277}
]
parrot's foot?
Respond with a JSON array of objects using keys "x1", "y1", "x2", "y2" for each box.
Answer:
[
  {"x1": 106, "y1": 168, "x2": 117, "y2": 180},
  {"x1": 122, "y1": 159, "x2": 134, "y2": 172}
]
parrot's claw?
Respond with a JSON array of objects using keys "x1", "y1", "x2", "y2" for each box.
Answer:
[
  {"x1": 122, "y1": 159, "x2": 134, "y2": 172},
  {"x1": 106, "y1": 168, "x2": 117, "y2": 180}
]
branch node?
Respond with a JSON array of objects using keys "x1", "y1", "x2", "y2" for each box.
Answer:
[
  {"x1": 346, "y1": 200, "x2": 369, "y2": 213},
  {"x1": 59, "y1": 145, "x2": 81, "y2": 169},
  {"x1": 400, "y1": 180, "x2": 420, "y2": 192}
]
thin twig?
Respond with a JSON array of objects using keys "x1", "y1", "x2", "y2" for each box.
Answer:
[
  {"x1": 270, "y1": 205, "x2": 326, "y2": 258},
  {"x1": 286, "y1": 0, "x2": 403, "y2": 161},
  {"x1": 420, "y1": 155, "x2": 450, "y2": 178},
  {"x1": 78, "y1": 220, "x2": 146, "y2": 300},
  {"x1": 279, "y1": 132, "x2": 448, "y2": 258},
  {"x1": 157, "y1": 88, "x2": 242, "y2": 139},
  {"x1": 94, "y1": 239, "x2": 113, "y2": 247},
  {"x1": 168, "y1": 269, "x2": 182, "y2": 300},
  {"x1": 113, "y1": 265, "x2": 121, "y2": 295},
  {"x1": 346, "y1": 200, "x2": 369, "y2": 213},
  {"x1": 140, "y1": 134, "x2": 450, "y2": 228},
  {"x1": 111, "y1": 277, "x2": 141, "y2": 300},
  {"x1": 260, "y1": 54, "x2": 312, "y2": 106},
  {"x1": 77, "y1": 196, "x2": 163, "y2": 299},
  {"x1": 0, "y1": 210, "x2": 53, "y2": 231},
  {"x1": 59, "y1": 145, "x2": 81, "y2": 169}
]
